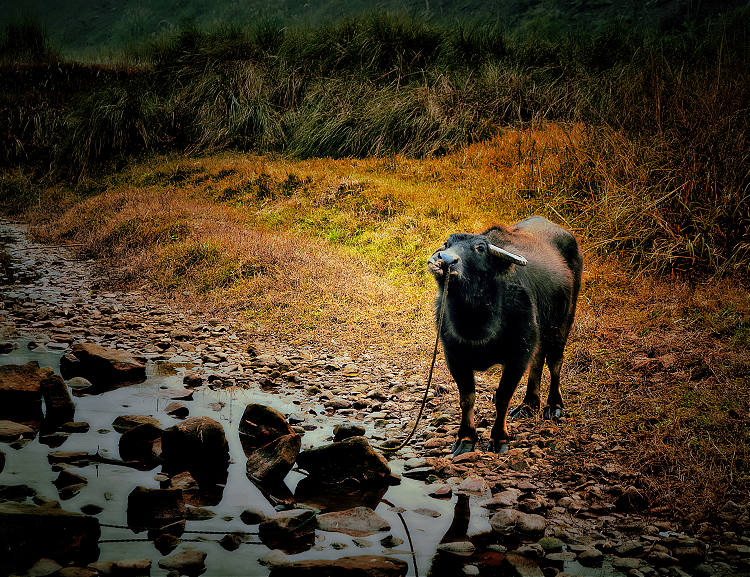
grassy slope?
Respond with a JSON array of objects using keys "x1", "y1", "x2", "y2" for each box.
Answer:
[
  {"x1": 2, "y1": 0, "x2": 743, "y2": 57},
  {"x1": 16, "y1": 129, "x2": 750, "y2": 518}
]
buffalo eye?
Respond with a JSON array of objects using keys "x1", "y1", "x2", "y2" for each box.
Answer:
[{"x1": 475, "y1": 244, "x2": 486, "y2": 253}]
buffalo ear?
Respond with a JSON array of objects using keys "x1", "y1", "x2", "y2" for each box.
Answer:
[{"x1": 488, "y1": 244, "x2": 528, "y2": 266}]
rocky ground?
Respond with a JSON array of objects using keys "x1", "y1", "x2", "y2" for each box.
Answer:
[{"x1": 1, "y1": 218, "x2": 750, "y2": 577}]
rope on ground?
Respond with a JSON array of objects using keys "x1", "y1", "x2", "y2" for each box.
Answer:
[{"x1": 376, "y1": 273, "x2": 451, "y2": 453}]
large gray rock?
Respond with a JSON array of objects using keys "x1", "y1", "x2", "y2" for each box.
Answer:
[
  {"x1": 0, "y1": 362, "x2": 44, "y2": 423},
  {"x1": 296, "y1": 437, "x2": 391, "y2": 486},
  {"x1": 0, "y1": 501, "x2": 100, "y2": 575},
  {"x1": 118, "y1": 422, "x2": 163, "y2": 466},
  {"x1": 316, "y1": 506, "x2": 390, "y2": 537},
  {"x1": 268, "y1": 555, "x2": 408, "y2": 577},
  {"x1": 246, "y1": 433, "x2": 301, "y2": 484},
  {"x1": 60, "y1": 343, "x2": 146, "y2": 387}
]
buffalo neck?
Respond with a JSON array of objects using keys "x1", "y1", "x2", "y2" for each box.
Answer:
[{"x1": 441, "y1": 274, "x2": 505, "y2": 344}]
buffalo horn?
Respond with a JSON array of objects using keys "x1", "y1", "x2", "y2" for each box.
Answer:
[{"x1": 488, "y1": 244, "x2": 528, "y2": 266}]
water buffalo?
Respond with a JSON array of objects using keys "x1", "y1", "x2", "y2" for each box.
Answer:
[{"x1": 427, "y1": 216, "x2": 582, "y2": 455}]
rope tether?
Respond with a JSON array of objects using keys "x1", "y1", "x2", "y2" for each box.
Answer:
[{"x1": 376, "y1": 272, "x2": 451, "y2": 453}]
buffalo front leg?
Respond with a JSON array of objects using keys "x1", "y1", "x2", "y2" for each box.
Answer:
[
  {"x1": 451, "y1": 369, "x2": 478, "y2": 456},
  {"x1": 489, "y1": 364, "x2": 526, "y2": 454}
]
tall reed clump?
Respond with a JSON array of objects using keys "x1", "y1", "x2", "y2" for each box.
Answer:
[{"x1": 1, "y1": 9, "x2": 748, "y2": 275}]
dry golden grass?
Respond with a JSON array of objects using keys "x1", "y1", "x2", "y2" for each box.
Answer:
[{"x1": 14, "y1": 123, "x2": 749, "y2": 519}]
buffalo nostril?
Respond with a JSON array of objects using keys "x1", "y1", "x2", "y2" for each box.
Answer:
[{"x1": 440, "y1": 252, "x2": 459, "y2": 268}]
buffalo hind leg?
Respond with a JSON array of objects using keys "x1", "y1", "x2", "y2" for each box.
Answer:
[
  {"x1": 452, "y1": 370, "x2": 478, "y2": 456},
  {"x1": 543, "y1": 348, "x2": 564, "y2": 420},
  {"x1": 510, "y1": 348, "x2": 544, "y2": 420},
  {"x1": 488, "y1": 364, "x2": 525, "y2": 454}
]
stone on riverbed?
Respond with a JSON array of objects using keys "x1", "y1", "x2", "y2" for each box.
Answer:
[
  {"x1": 157, "y1": 550, "x2": 207, "y2": 576},
  {"x1": 0, "y1": 362, "x2": 44, "y2": 423},
  {"x1": 60, "y1": 343, "x2": 146, "y2": 387},
  {"x1": 333, "y1": 423, "x2": 366, "y2": 442},
  {"x1": 268, "y1": 555, "x2": 408, "y2": 577},
  {"x1": 118, "y1": 422, "x2": 163, "y2": 466},
  {"x1": 246, "y1": 433, "x2": 301, "y2": 484},
  {"x1": 296, "y1": 437, "x2": 391, "y2": 486},
  {"x1": 258, "y1": 509, "x2": 316, "y2": 554},
  {"x1": 316, "y1": 506, "x2": 390, "y2": 536},
  {"x1": 112, "y1": 414, "x2": 161, "y2": 434},
  {"x1": 126, "y1": 487, "x2": 186, "y2": 531},
  {"x1": 161, "y1": 416, "x2": 229, "y2": 486},
  {"x1": 0, "y1": 419, "x2": 36, "y2": 442},
  {"x1": 40, "y1": 368, "x2": 75, "y2": 427},
  {"x1": 490, "y1": 509, "x2": 546, "y2": 538},
  {"x1": 239, "y1": 403, "x2": 294, "y2": 456},
  {"x1": 0, "y1": 501, "x2": 100, "y2": 575}
]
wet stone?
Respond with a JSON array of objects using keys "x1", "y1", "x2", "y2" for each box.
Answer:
[
  {"x1": 239, "y1": 403, "x2": 294, "y2": 456},
  {"x1": 267, "y1": 555, "x2": 408, "y2": 577},
  {"x1": 246, "y1": 433, "x2": 301, "y2": 484},
  {"x1": 165, "y1": 401, "x2": 189, "y2": 418},
  {"x1": 332, "y1": 423, "x2": 366, "y2": 442},
  {"x1": 490, "y1": 509, "x2": 546, "y2": 538},
  {"x1": 112, "y1": 415, "x2": 161, "y2": 434},
  {"x1": 428, "y1": 483, "x2": 453, "y2": 499},
  {"x1": 316, "y1": 506, "x2": 390, "y2": 536},
  {"x1": 240, "y1": 508, "x2": 266, "y2": 525},
  {"x1": 437, "y1": 541, "x2": 476, "y2": 557},
  {"x1": 0, "y1": 419, "x2": 36, "y2": 441},
  {"x1": 158, "y1": 550, "x2": 207, "y2": 576},
  {"x1": 502, "y1": 552, "x2": 544, "y2": 577},
  {"x1": 258, "y1": 509, "x2": 316, "y2": 554}
]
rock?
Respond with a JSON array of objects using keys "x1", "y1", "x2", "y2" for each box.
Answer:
[
  {"x1": 118, "y1": 422, "x2": 163, "y2": 465},
  {"x1": 268, "y1": 555, "x2": 408, "y2": 577},
  {"x1": 502, "y1": 553, "x2": 544, "y2": 577},
  {"x1": 246, "y1": 433, "x2": 301, "y2": 484},
  {"x1": 60, "y1": 343, "x2": 146, "y2": 386},
  {"x1": 40, "y1": 369, "x2": 75, "y2": 427},
  {"x1": 80, "y1": 504, "x2": 104, "y2": 515},
  {"x1": 153, "y1": 533, "x2": 181, "y2": 555},
  {"x1": 53, "y1": 470, "x2": 87, "y2": 490},
  {"x1": 490, "y1": 509, "x2": 546, "y2": 538},
  {"x1": 577, "y1": 547, "x2": 604, "y2": 566},
  {"x1": 48, "y1": 451, "x2": 90, "y2": 466},
  {"x1": 112, "y1": 415, "x2": 161, "y2": 434},
  {"x1": 0, "y1": 342, "x2": 15, "y2": 354},
  {"x1": 161, "y1": 416, "x2": 229, "y2": 485},
  {"x1": 0, "y1": 501, "x2": 100, "y2": 574},
  {"x1": 333, "y1": 423, "x2": 366, "y2": 442},
  {"x1": 183, "y1": 372, "x2": 203, "y2": 388},
  {"x1": 402, "y1": 466, "x2": 434, "y2": 480},
  {"x1": 483, "y1": 489, "x2": 520, "y2": 509},
  {"x1": 0, "y1": 362, "x2": 44, "y2": 422},
  {"x1": 437, "y1": 541, "x2": 476, "y2": 556},
  {"x1": 110, "y1": 558, "x2": 152, "y2": 575},
  {"x1": 165, "y1": 401, "x2": 189, "y2": 419},
  {"x1": 458, "y1": 476, "x2": 489, "y2": 496},
  {"x1": 157, "y1": 550, "x2": 207, "y2": 576},
  {"x1": 612, "y1": 557, "x2": 641, "y2": 570},
  {"x1": 240, "y1": 508, "x2": 266, "y2": 525},
  {"x1": 428, "y1": 484, "x2": 453, "y2": 499},
  {"x1": 316, "y1": 506, "x2": 390, "y2": 536},
  {"x1": 538, "y1": 536, "x2": 565, "y2": 552},
  {"x1": 296, "y1": 437, "x2": 391, "y2": 486},
  {"x1": 25, "y1": 557, "x2": 63, "y2": 576},
  {"x1": 324, "y1": 399, "x2": 352, "y2": 410},
  {"x1": 0, "y1": 419, "x2": 36, "y2": 441},
  {"x1": 258, "y1": 509, "x2": 316, "y2": 554},
  {"x1": 238, "y1": 403, "x2": 294, "y2": 456},
  {"x1": 220, "y1": 533, "x2": 243, "y2": 551},
  {"x1": 57, "y1": 567, "x2": 97, "y2": 577},
  {"x1": 616, "y1": 486, "x2": 648, "y2": 511},
  {"x1": 170, "y1": 471, "x2": 199, "y2": 492},
  {"x1": 545, "y1": 552, "x2": 577, "y2": 567},
  {"x1": 413, "y1": 508, "x2": 441, "y2": 518},
  {"x1": 126, "y1": 487, "x2": 186, "y2": 530},
  {"x1": 380, "y1": 535, "x2": 404, "y2": 548},
  {"x1": 66, "y1": 377, "x2": 94, "y2": 392},
  {"x1": 186, "y1": 506, "x2": 215, "y2": 521}
]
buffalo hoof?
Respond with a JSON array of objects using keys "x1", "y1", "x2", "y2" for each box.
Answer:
[
  {"x1": 543, "y1": 406, "x2": 563, "y2": 420},
  {"x1": 509, "y1": 404, "x2": 537, "y2": 420},
  {"x1": 451, "y1": 440, "x2": 475, "y2": 457},
  {"x1": 486, "y1": 440, "x2": 510, "y2": 454}
]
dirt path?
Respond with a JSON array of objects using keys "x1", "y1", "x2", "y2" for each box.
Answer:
[{"x1": 1, "y1": 219, "x2": 748, "y2": 577}]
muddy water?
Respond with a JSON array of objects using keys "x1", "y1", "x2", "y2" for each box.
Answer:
[{"x1": 0, "y1": 220, "x2": 614, "y2": 576}]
